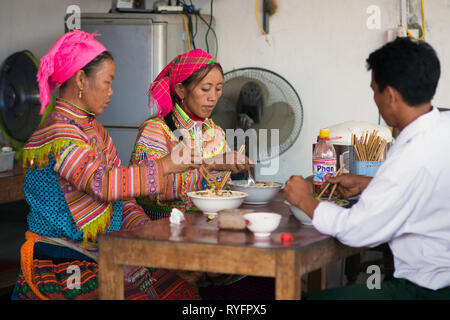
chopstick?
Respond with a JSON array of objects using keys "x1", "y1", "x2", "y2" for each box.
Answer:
[
  {"x1": 219, "y1": 144, "x2": 246, "y2": 190},
  {"x1": 200, "y1": 164, "x2": 219, "y2": 189},
  {"x1": 177, "y1": 138, "x2": 219, "y2": 189},
  {"x1": 328, "y1": 166, "x2": 344, "y2": 201},
  {"x1": 316, "y1": 166, "x2": 345, "y2": 199},
  {"x1": 374, "y1": 140, "x2": 387, "y2": 161},
  {"x1": 352, "y1": 130, "x2": 387, "y2": 161}
]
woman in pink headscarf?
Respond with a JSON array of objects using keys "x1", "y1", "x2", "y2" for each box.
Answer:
[
  {"x1": 130, "y1": 50, "x2": 275, "y2": 300},
  {"x1": 130, "y1": 49, "x2": 250, "y2": 219},
  {"x1": 12, "y1": 30, "x2": 200, "y2": 300}
]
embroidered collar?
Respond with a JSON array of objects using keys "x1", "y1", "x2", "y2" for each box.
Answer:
[
  {"x1": 55, "y1": 98, "x2": 96, "y2": 119},
  {"x1": 172, "y1": 103, "x2": 213, "y2": 131}
]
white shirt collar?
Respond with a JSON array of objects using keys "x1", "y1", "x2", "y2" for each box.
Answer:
[{"x1": 391, "y1": 106, "x2": 440, "y2": 151}]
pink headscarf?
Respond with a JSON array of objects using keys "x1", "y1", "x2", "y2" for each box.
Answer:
[
  {"x1": 147, "y1": 49, "x2": 220, "y2": 118},
  {"x1": 37, "y1": 29, "x2": 107, "y2": 114}
]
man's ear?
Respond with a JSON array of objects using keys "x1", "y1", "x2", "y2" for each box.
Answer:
[
  {"x1": 385, "y1": 85, "x2": 399, "y2": 108},
  {"x1": 174, "y1": 83, "x2": 186, "y2": 100}
]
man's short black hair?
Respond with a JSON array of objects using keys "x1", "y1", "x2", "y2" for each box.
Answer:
[{"x1": 366, "y1": 37, "x2": 440, "y2": 106}]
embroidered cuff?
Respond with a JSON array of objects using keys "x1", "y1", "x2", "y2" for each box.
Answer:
[{"x1": 143, "y1": 158, "x2": 165, "y2": 196}]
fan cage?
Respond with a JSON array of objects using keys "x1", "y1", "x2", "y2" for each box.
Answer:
[{"x1": 220, "y1": 67, "x2": 303, "y2": 162}]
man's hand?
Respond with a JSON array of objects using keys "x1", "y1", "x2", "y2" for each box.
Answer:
[
  {"x1": 283, "y1": 175, "x2": 320, "y2": 219},
  {"x1": 204, "y1": 151, "x2": 253, "y2": 173},
  {"x1": 325, "y1": 173, "x2": 372, "y2": 198}
]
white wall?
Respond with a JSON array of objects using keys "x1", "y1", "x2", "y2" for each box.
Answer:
[
  {"x1": 0, "y1": 0, "x2": 111, "y2": 62},
  {"x1": 1, "y1": 0, "x2": 449, "y2": 182}
]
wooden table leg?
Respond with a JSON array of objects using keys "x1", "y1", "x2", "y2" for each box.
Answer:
[
  {"x1": 275, "y1": 250, "x2": 301, "y2": 300},
  {"x1": 98, "y1": 238, "x2": 124, "y2": 300},
  {"x1": 307, "y1": 267, "x2": 327, "y2": 296}
]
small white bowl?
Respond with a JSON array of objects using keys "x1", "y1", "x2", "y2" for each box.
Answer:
[
  {"x1": 228, "y1": 180, "x2": 282, "y2": 204},
  {"x1": 243, "y1": 212, "x2": 282, "y2": 237},
  {"x1": 285, "y1": 201, "x2": 313, "y2": 225},
  {"x1": 187, "y1": 190, "x2": 247, "y2": 215}
]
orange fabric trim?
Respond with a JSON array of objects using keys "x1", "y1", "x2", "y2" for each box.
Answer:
[{"x1": 20, "y1": 231, "x2": 49, "y2": 300}]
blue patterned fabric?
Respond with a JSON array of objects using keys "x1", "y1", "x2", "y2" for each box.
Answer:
[
  {"x1": 25, "y1": 156, "x2": 123, "y2": 242},
  {"x1": 201, "y1": 178, "x2": 208, "y2": 190}
]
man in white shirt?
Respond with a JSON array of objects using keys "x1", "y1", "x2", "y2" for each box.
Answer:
[{"x1": 283, "y1": 37, "x2": 450, "y2": 299}]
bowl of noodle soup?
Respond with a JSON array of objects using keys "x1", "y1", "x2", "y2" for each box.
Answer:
[
  {"x1": 286, "y1": 198, "x2": 350, "y2": 226},
  {"x1": 227, "y1": 180, "x2": 283, "y2": 205},
  {"x1": 187, "y1": 189, "x2": 248, "y2": 216}
]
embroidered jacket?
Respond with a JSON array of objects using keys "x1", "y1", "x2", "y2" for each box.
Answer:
[
  {"x1": 23, "y1": 99, "x2": 164, "y2": 243},
  {"x1": 130, "y1": 104, "x2": 228, "y2": 209}
]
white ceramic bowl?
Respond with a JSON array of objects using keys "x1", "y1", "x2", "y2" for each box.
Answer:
[
  {"x1": 243, "y1": 212, "x2": 282, "y2": 237},
  {"x1": 187, "y1": 190, "x2": 247, "y2": 215},
  {"x1": 228, "y1": 180, "x2": 283, "y2": 204},
  {"x1": 286, "y1": 198, "x2": 350, "y2": 226},
  {"x1": 285, "y1": 201, "x2": 313, "y2": 226}
]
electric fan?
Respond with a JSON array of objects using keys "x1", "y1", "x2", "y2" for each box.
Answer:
[
  {"x1": 0, "y1": 50, "x2": 54, "y2": 160},
  {"x1": 211, "y1": 67, "x2": 303, "y2": 164}
]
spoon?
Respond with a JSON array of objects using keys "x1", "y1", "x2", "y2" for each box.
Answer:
[{"x1": 247, "y1": 167, "x2": 256, "y2": 186}]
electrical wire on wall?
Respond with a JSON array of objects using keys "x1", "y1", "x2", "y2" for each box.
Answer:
[
  {"x1": 195, "y1": 9, "x2": 218, "y2": 57},
  {"x1": 177, "y1": 0, "x2": 218, "y2": 58},
  {"x1": 403, "y1": 0, "x2": 426, "y2": 40},
  {"x1": 255, "y1": 0, "x2": 270, "y2": 45},
  {"x1": 205, "y1": 0, "x2": 213, "y2": 54},
  {"x1": 180, "y1": 13, "x2": 192, "y2": 50}
]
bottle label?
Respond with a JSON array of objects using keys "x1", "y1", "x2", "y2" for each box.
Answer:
[{"x1": 313, "y1": 158, "x2": 336, "y2": 185}]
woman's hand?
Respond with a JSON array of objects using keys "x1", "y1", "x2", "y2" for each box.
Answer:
[
  {"x1": 204, "y1": 151, "x2": 252, "y2": 173},
  {"x1": 159, "y1": 143, "x2": 202, "y2": 175}
]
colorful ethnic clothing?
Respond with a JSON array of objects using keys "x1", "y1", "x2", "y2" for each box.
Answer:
[
  {"x1": 23, "y1": 99, "x2": 163, "y2": 244},
  {"x1": 129, "y1": 105, "x2": 252, "y2": 290},
  {"x1": 15, "y1": 99, "x2": 198, "y2": 300},
  {"x1": 130, "y1": 103, "x2": 228, "y2": 219},
  {"x1": 13, "y1": 240, "x2": 198, "y2": 300}
]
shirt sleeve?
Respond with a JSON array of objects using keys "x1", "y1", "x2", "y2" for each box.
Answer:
[
  {"x1": 121, "y1": 199, "x2": 151, "y2": 229},
  {"x1": 53, "y1": 143, "x2": 164, "y2": 202},
  {"x1": 132, "y1": 121, "x2": 201, "y2": 200},
  {"x1": 312, "y1": 163, "x2": 433, "y2": 248}
]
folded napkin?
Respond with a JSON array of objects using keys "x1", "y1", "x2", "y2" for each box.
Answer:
[{"x1": 169, "y1": 208, "x2": 185, "y2": 225}]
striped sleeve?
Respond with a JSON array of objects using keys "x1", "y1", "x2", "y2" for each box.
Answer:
[
  {"x1": 95, "y1": 120, "x2": 122, "y2": 167},
  {"x1": 121, "y1": 199, "x2": 151, "y2": 229},
  {"x1": 53, "y1": 143, "x2": 164, "y2": 202},
  {"x1": 132, "y1": 119, "x2": 179, "y2": 199}
]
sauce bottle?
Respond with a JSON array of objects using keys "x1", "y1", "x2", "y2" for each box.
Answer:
[{"x1": 312, "y1": 129, "x2": 337, "y2": 195}]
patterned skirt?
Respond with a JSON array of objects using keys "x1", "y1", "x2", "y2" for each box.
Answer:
[{"x1": 12, "y1": 241, "x2": 199, "y2": 300}]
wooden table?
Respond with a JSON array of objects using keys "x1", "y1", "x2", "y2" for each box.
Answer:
[
  {"x1": 0, "y1": 163, "x2": 25, "y2": 204},
  {"x1": 98, "y1": 195, "x2": 364, "y2": 300}
]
